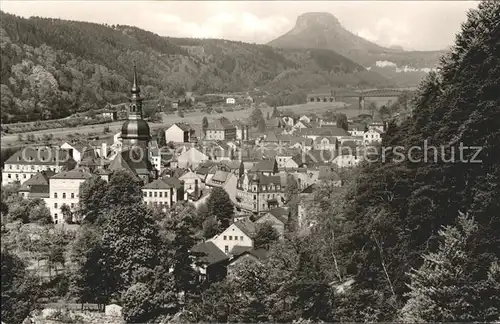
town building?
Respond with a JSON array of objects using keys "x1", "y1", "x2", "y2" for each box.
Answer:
[
  {"x1": 226, "y1": 97, "x2": 236, "y2": 104},
  {"x1": 191, "y1": 241, "x2": 229, "y2": 282},
  {"x1": 364, "y1": 128, "x2": 383, "y2": 144},
  {"x1": 205, "y1": 117, "x2": 236, "y2": 141},
  {"x1": 236, "y1": 173, "x2": 284, "y2": 214},
  {"x1": 227, "y1": 247, "x2": 268, "y2": 278},
  {"x1": 60, "y1": 142, "x2": 87, "y2": 163},
  {"x1": 177, "y1": 147, "x2": 209, "y2": 169},
  {"x1": 254, "y1": 207, "x2": 289, "y2": 239},
  {"x1": 18, "y1": 170, "x2": 55, "y2": 199},
  {"x1": 142, "y1": 176, "x2": 184, "y2": 209},
  {"x1": 205, "y1": 170, "x2": 238, "y2": 203},
  {"x1": 2, "y1": 147, "x2": 75, "y2": 186},
  {"x1": 208, "y1": 218, "x2": 256, "y2": 254},
  {"x1": 45, "y1": 168, "x2": 93, "y2": 224},
  {"x1": 164, "y1": 123, "x2": 195, "y2": 143},
  {"x1": 232, "y1": 120, "x2": 249, "y2": 141}
]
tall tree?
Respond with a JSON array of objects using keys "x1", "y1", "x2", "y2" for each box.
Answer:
[
  {"x1": 335, "y1": 113, "x2": 348, "y2": 131},
  {"x1": 162, "y1": 202, "x2": 202, "y2": 295},
  {"x1": 104, "y1": 170, "x2": 143, "y2": 208},
  {"x1": 202, "y1": 116, "x2": 209, "y2": 136},
  {"x1": 257, "y1": 116, "x2": 267, "y2": 133},
  {"x1": 271, "y1": 105, "x2": 280, "y2": 118},
  {"x1": 400, "y1": 213, "x2": 500, "y2": 322},
  {"x1": 254, "y1": 222, "x2": 280, "y2": 250},
  {"x1": 250, "y1": 107, "x2": 264, "y2": 128},
  {"x1": 100, "y1": 203, "x2": 160, "y2": 294},
  {"x1": 1, "y1": 250, "x2": 39, "y2": 324},
  {"x1": 206, "y1": 187, "x2": 234, "y2": 230},
  {"x1": 78, "y1": 175, "x2": 108, "y2": 223}
]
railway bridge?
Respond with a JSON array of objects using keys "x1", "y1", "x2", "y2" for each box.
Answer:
[{"x1": 306, "y1": 89, "x2": 416, "y2": 110}]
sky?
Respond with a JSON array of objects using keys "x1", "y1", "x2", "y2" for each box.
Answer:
[{"x1": 0, "y1": 1, "x2": 479, "y2": 51}]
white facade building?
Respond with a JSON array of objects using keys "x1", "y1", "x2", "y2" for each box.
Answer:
[{"x1": 45, "y1": 169, "x2": 93, "y2": 224}]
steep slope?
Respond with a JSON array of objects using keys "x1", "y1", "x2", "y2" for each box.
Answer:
[
  {"x1": 269, "y1": 12, "x2": 446, "y2": 85},
  {"x1": 0, "y1": 12, "x2": 391, "y2": 123}
]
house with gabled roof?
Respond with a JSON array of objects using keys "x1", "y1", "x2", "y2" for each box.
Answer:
[
  {"x1": 254, "y1": 207, "x2": 289, "y2": 238},
  {"x1": 18, "y1": 170, "x2": 55, "y2": 199},
  {"x1": 179, "y1": 169, "x2": 204, "y2": 199},
  {"x1": 364, "y1": 128, "x2": 383, "y2": 144},
  {"x1": 206, "y1": 117, "x2": 236, "y2": 141},
  {"x1": 288, "y1": 150, "x2": 336, "y2": 169},
  {"x1": 60, "y1": 142, "x2": 87, "y2": 162},
  {"x1": 296, "y1": 126, "x2": 350, "y2": 141},
  {"x1": 191, "y1": 241, "x2": 229, "y2": 282},
  {"x1": 227, "y1": 247, "x2": 269, "y2": 277},
  {"x1": 205, "y1": 170, "x2": 238, "y2": 204},
  {"x1": 177, "y1": 147, "x2": 209, "y2": 169},
  {"x1": 142, "y1": 176, "x2": 184, "y2": 209},
  {"x1": 313, "y1": 136, "x2": 339, "y2": 151},
  {"x1": 208, "y1": 218, "x2": 256, "y2": 254},
  {"x1": 165, "y1": 123, "x2": 195, "y2": 143},
  {"x1": 250, "y1": 159, "x2": 278, "y2": 176}
]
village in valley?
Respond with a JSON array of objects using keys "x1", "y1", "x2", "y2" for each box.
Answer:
[
  {"x1": 0, "y1": 64, "x2": 399, "y2": 320},
  {"x1": 1, "y1": 1, "x2": 499, "y2": 323}
]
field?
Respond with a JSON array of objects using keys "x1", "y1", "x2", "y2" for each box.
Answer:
[{"x1": 0, "y1": 100, "x2": 368, "y2": 147}]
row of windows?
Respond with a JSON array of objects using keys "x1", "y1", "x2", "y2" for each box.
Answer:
[
  {"x1": 54, "y1": 192, "x2": 76, "y2": 199},
  {"x1": 223, "y1": 235, "x2": 244, "y2": 241},
  {"x1": 7, "y1": 164, "x2": 59, "y2": 170},
  {"x1": 143, "y1": 191, "x2": 170, "y2": 198},
  {"x1": 54, "y1": 202, "x2": 75, "y2": 208},
  {"x1": 146, "y1": 201, "x2": 169, "y2": 206}
]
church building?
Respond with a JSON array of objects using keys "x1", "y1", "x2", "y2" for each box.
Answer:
[{"x1": 109, "y1": 65, "x2": 157, "y2": 183}]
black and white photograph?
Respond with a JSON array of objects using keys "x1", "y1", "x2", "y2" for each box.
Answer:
[{"x1": 0, "y1": 0, "x2": 499, "y2": 323}]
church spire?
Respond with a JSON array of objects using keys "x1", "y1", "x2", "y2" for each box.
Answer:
[
  {"x1": 131, "y1": 63, "x2": 140, "y2": 94},
  {"x1": 128, "y1": 64, "x2": 143, "y2": 120}
]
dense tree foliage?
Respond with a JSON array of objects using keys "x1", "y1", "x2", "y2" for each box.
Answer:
[
  {"x1": 1, "y1": 250, "x2": 39, "y2": 324},
  {"x1": 0, "y1": 11, "x2": 391, "y2": 124},
  {"x1": 206, "y1": 187, "x2": 234, "y2": 231},
  {"x1": 400, "y1": 213, "x2": 500, "y2": 322},
  {"x1": 254, "y1": 222, "x2": 280, "y2": 250}
]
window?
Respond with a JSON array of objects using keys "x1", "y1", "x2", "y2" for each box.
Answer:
[
  {"x1": 54, "y1": 203, "x2": 58, "y2": 208},
  {"x1": 23, "y1": 174, "x2": 26, "y2": 178},
  {"x1": 63, "y1": 193, "x2": 66, "y2": 199},
  {"x1": 71, "y1": 193, "x2": 75, "y2": 199},
  {"x1": 143, "y1": 191, "x2": 147, "y2": 197},
  {"x1": 225, "y1": 246, "x2": 229, "y2": 253},
  {"x1": 159, "y1": 192, "x2": 163, "y2": 198},
  {"x1": 234, "y1": 236, "x2": 238, "y2": 241},
  {"x1": 149, "y1": 192, "x2": 152, "y2": 197},
  {"x1": 54, "y1": 193, "x2": 57, "y2": 198},
  {"x1": 240, "y1": 236, "x2": 243, "y2": 241},
  {"x1": 223, "y1": 235, "x2": 227, "y2": 240},
  {"x1": 165, "y1": 191, "x2": 168, "y2": 197},
  {"x1": 71, "y1": 203, "x2": 74, "y2": 208},
  {"x1": 229, "y1": 236, "x2": 232, "y2": 240},
  {"x1": 7, "y1": 174, "x2": 11, "y2": 179},
  {"x1": 154, "y1": 191, "x2": 157, "y2": 198}
]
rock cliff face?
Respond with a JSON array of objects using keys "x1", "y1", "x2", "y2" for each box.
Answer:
[
  {"x1": 271, "y1": 12, "x2": 385, "y2": 55},
  {"x1": 269, "y1": 12, "x2": 446, "y2": 84}
]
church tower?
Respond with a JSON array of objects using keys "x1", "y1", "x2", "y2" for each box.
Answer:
[
  {"x1": 113, "y1": 65, "x2": 155, "y2": 183},
  {"x1": 121, "y1": 64, "x2": 150, "y2": 148}
]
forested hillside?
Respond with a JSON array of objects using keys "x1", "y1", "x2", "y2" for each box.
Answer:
[
  {"x1": 0, "y1": 12, "x2": 392, "y2": 123},
  {"x1": 1, "y1": 3, "x2": 499, "y2": 323}
]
